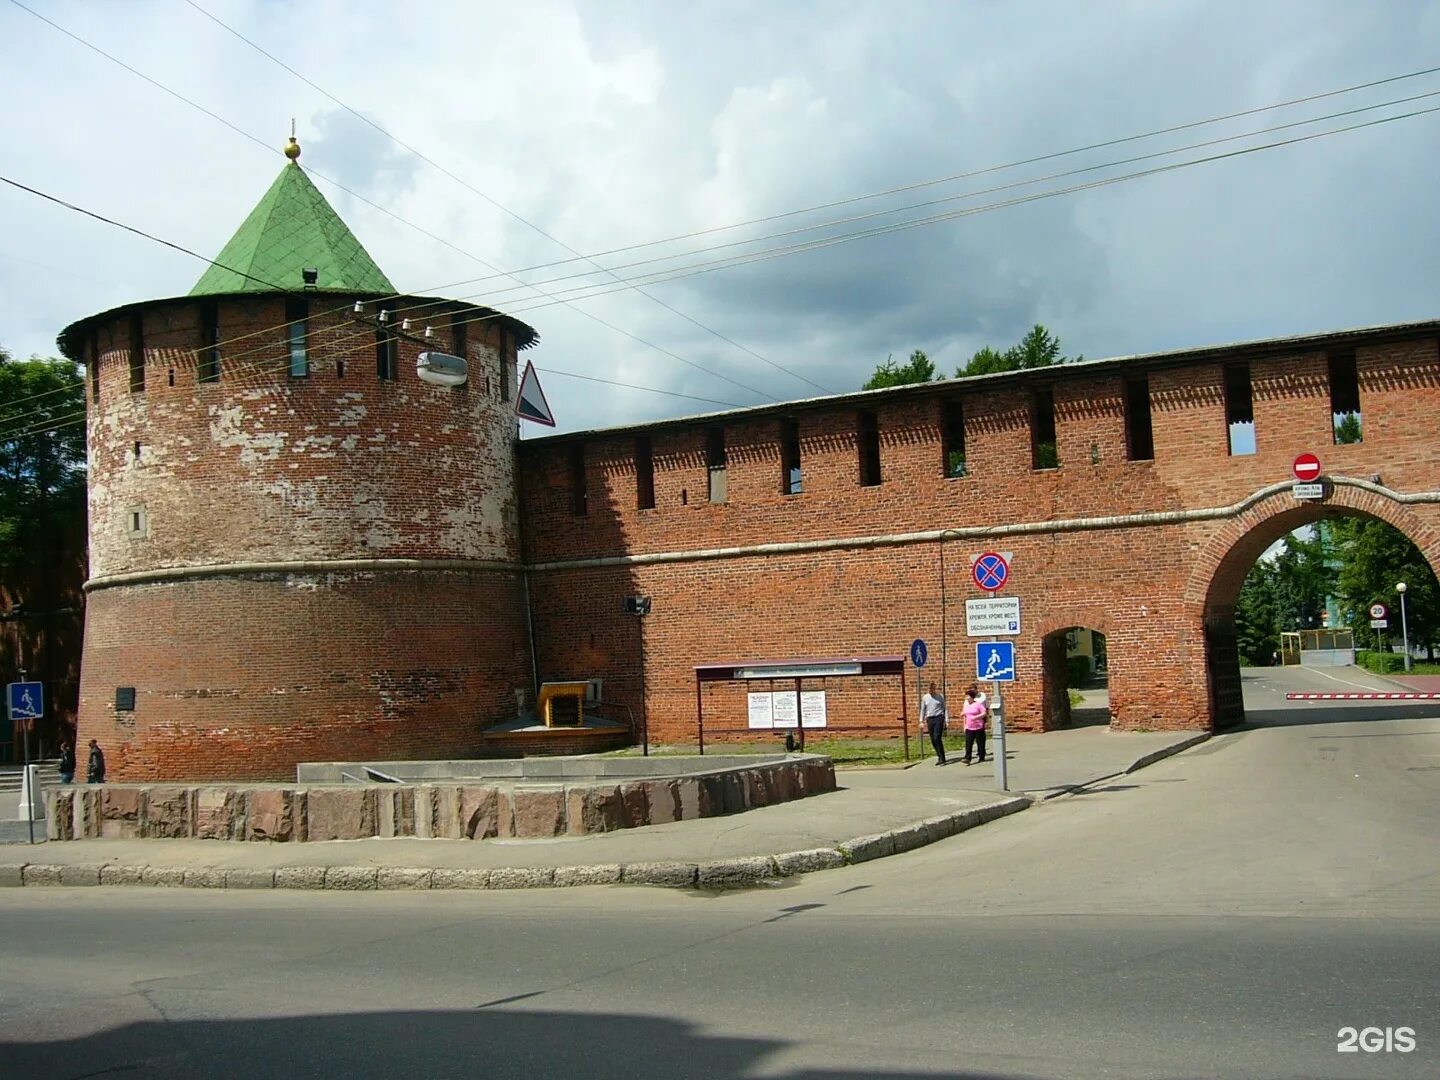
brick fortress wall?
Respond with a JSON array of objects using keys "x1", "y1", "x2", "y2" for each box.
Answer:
[
  {"x1": 520, "y1": 334, "x2": 1440, "y2": 745},
  {"x1": 78, "y1": 294, "x2": 533, "y2": 780}
]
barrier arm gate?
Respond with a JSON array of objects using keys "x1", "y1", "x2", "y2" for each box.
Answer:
[{"x1": 694, "y1": 656, "x2": 909, "y2": 757}]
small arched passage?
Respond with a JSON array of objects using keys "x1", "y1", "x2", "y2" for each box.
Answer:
[
  {"x1": 1185, "y1": 480, "x2": 1440, "y2": 729},
  {"x1": 1035, "y1": 609, "x2": 1117, "y2": 730},
  {"x1": 1041, "y1": 625, "x2": 1110, "y2": 728}
]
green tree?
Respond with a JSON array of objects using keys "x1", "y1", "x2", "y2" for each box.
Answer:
[
  {"x1": 956, "y1": 323, "x2": 1080, "y2": 377},
  {"x1": 1331, "y1": 517, "x2": 1438, "y2": 660},
  {"x1": 959, "y1": 346, "x2": 1011, "y2": 377},
  {"x1": 862, "y1": 348, "x2": 936, "y2": 390},
  {"x1": 1234, "y1": 559, "x2": 1281, "y2": 664},
  {"x1": 1334, "y1": 412, "x2": 1362, "y2": 445},
  {"x1": 1009, "y1": 324, "x2": 1063, "y2": 369},
  {"x1": 0, "y1": 346, "x2": 87, "y2": 744},
  {"x1": 0, "y1": 347, "x2": 87, "y2": 569},
  {"x1": 1269, "y1": 531, "x2": 1331, "y2": 633}
]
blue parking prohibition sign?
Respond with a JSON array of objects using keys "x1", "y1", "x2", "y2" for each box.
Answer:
[{"x1": 972, "y1": 552, "x2": 1010, "y2": 591}]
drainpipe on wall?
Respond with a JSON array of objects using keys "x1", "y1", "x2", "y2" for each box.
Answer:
[{"x1": 522, "y1": 569, "x2": 540, "y2": 713}]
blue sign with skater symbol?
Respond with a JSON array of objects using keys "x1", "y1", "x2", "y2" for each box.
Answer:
[
  {"x1": 7, "y1": 681, "x2": 44, "y2": 721},
  {"x1": 975, "y1": 642, "x2": 1015, "y2": 682}
]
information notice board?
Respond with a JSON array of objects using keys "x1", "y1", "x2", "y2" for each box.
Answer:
[{"x1": 747, "y1": 690, "x2": 828, "y2": 729}]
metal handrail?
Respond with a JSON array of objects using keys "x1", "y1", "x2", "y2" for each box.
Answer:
[{"x1": 584, "y1": 697, "x2": 646, "y2": 756}]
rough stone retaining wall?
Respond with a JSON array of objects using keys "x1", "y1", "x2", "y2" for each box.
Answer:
[
  {"x1": 7, "y1": 796, "x2": 1030, "y2": 892},
  {"x1": 43, "y1": 757, "x2": 836, "y2": 843}
]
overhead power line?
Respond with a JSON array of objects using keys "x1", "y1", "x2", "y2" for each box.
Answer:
[
  {"x1": 6, "y1": 86, "x2": 1439, "y2": 449},
  {"x1": 372, "y1": 64, "x2": 1440, "y2": 287},
  {"x1": 3, "y1": 30, "x2": 1437, "y2": 436},
  {"x1": 3, "y1": 95, "x2": 1439, "y2": 441},
  {"x1": 5, "y1": 0, "x2": 784, "y2": 405},
  {"x1": 180, "y1": 0, "x2": 832, "y2": 398},
  {"x1": 6, "y1": 5, "x2": 1435, "y2": 421}
]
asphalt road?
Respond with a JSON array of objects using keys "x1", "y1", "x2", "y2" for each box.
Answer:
[{"x1": 0, "y1": 670, "x2": 1437, "y2": 1079}]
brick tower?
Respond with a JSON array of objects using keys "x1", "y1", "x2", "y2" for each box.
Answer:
[{"x1": 59, "y1": 139, "x2": 538, "y2": 780}]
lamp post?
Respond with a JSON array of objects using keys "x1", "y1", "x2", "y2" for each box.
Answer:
[{"x1": 1396, "y1": 582, "x2": 1411, "y2": 673}]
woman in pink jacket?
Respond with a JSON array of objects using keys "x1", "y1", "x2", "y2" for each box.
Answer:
[{"x1": 960, "y1": 689, "x2": 988, "y2": 765}]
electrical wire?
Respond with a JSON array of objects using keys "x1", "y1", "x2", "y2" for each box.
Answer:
[
  {"x1": 421, "y1": 88, "x2": 1440, "y2": 307},
  {"x1": 3, "y1": 96, "x2": 1439, "y2": 441},
  {"x1": 335, "y1": 65, "x2": 1440, "y2": 287},
  {"x1": 180, "y1": 0, "x2": 833, "y2": 398},
  {"x1": 5, "y1": 39, "x2": 1435, "y2": 423},
  {"x1": 5, "y1": 0, "x2": 784, "y2": 405}
]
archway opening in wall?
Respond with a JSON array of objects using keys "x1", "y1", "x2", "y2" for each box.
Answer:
[
  {"x1": 1201, "y1": 501, "x2": 1440, "y2": 730},
  {"x1": 1041, "y1": 626, "x2": 1109, "y2": 729}
]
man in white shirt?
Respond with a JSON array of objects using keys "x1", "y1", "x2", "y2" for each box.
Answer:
[{"x1": 920, "y1": 682, "x2": 947, "y2": 765}]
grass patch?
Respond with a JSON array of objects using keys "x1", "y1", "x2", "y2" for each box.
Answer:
[{"x1": 607, "y1": 735, "x2": 950, "y2": 767}]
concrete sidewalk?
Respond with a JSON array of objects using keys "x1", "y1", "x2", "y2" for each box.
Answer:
[{"x1": 0, "y1": 727, "x2": 1205, "y2": 890}]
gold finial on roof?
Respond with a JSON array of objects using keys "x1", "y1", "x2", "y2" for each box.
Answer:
[{"x1": 285, "y1": 118, "x2": 300, "y2": 161}]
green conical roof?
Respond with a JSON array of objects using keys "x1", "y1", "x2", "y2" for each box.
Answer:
[{"x1": 189, "y1": 159, "x2": 394, "y2": 296}]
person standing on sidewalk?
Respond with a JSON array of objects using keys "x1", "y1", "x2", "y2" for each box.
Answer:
[
  {"x1": 961, "y1": 689, "x2": 988, "y2": 765},
  {"x1": 86, "y1": 739, "x2": 106, "y2": 784},
  {"x1": 920, "y1": 682, "x2": 948, "y2": 766},
  {"x1": 58, "y1": 741, "x2": 76, "y2": 784}
]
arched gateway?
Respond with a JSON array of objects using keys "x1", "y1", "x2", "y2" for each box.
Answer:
[{"x1": 60, "y1": 146, "x2": 1440, "y2": 780}]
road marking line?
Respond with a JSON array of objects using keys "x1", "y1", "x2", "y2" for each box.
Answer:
[{"x1": 1296, "y1": 666, "x2": 1403, "y2": 692}]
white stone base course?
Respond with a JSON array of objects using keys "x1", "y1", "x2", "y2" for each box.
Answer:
[
  {"x1": 697, "y1": 856, "x2": 779, "y2": 889},
  {"x1": 100, "y1": 865, "x2": 145, "y2": 886},
  {"x1": 274, "y1": 866, "x2": 326, "y2": 890},
  {"x1": 430, "y1": 868, "x2": 490, "y2": 889},
  {"x1": 226, "y1": 868, "x2": 277, "y2": 889},
  {"x1": 325, "y1": 867, "x2": 379, "y2": 890},
  {"x1": 553, "y1": 864, "x2": 623, "y2": 887},
  {"x1": 378, "y1": 868, "x2": 432, "y2": 890}
]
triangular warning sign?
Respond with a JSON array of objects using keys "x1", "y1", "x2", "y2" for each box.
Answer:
[{"x1": 515, "y1": 360, "x2": 555, "y2": 426}]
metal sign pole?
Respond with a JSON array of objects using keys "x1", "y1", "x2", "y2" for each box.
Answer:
[
  {"x1": 986, "y1": 605, "x2": 1009, "y2": 792},
  {"x1": 900, "y1": 671, "x2": 910, "y2": 762},
  {"x1": 18, "y1": 668, "x2": 35, "y2": 845},
  {"x1": 916, "y1": 667, "x2": 925, "y2": 758}
]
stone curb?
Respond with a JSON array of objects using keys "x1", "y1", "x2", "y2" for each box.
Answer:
[
  {"x1": 0, "y1": 796, "x2": 1032, "y2": 893},
  {"x1": 1039, "y1": 733, "x2": 1212, "y2": 800},
  {"x1": 1123, "y1": 733, "x2": 1211, "y2": 774}
]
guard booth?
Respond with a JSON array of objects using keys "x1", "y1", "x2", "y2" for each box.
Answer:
[
  {"x1": 693, "y1": 656, "x2": 910, "y2": 756},
  {"x1": 1280, "y1": 629, "x2": 1356, "y2": 667}
]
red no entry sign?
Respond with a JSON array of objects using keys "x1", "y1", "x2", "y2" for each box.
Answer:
[{"x1": 1292, "y1": 453, "x2": 1322, "y2": 482}]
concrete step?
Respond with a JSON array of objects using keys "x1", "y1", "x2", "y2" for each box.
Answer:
[{"x1": 0, "y1": 762, "x2": 62, "y2": 795}]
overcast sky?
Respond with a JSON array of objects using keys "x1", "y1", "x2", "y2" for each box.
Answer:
[{"x1": 3, "y1": 0, "x2": 1438, "y2": 434}]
